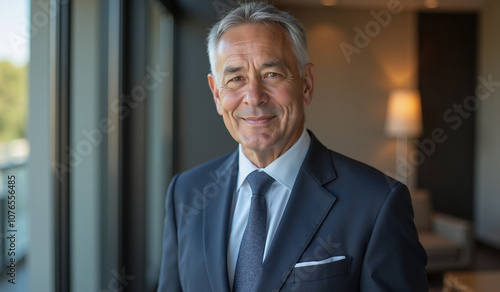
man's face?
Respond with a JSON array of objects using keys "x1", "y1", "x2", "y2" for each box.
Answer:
[{"x1": 208, "y1": 23, "x2": 314, "y2": 161}]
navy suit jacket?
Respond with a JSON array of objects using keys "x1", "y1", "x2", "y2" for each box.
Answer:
[{"x1": 158, "y1": 131, "x2": 427, "y2": 291}]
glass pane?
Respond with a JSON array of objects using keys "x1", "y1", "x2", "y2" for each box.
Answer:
[
  {"x1": 0, "y1": 0, "x2": 30, "y2": 290},
  {"x1": 145, "y1": 0, "x2": 174, "y2": 288}
]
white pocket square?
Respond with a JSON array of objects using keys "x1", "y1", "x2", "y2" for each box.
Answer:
[{"x1": 294, "y1": 256, "x2": 346, "y2": 268}]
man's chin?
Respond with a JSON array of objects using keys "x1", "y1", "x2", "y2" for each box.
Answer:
[{"x1": 239, "y1": 134, "x2": 277, "y2": 150}]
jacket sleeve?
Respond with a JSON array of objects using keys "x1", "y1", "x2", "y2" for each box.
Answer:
[
  {"x1": 359, "y1": 183, "x2": 428, "y2": 292},
  {"x1": 157, "y1": 174, "x2": 183, "y2": 292}
]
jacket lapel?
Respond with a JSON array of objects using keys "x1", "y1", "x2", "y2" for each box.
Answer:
[
  {"x1": 257, "y1": 132, "x2": 338, "y2": 292},
  {"x1": 203, "y1": 152, "x2": 238, "y2": 292}
]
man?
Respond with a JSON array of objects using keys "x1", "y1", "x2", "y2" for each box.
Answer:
[{"x1": 158, "y1": 2, "x2": 427, "y2": 292}]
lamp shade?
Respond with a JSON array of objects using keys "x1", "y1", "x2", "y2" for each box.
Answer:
[{"x1": 385, "y1": 89, "x2": 423, "y2": 137}]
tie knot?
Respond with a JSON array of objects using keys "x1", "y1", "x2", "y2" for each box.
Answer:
[{"x1": 247, "y1": 171, "x2": 275, "y2": 196}]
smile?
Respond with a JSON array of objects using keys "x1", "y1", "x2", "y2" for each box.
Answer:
[{"x1": 241, "y1": 116, "x2": 275, "y2": 125}]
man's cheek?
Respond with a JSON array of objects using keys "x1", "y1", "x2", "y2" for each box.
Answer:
[
  {"x1": 222, "y1": 100, "x2": 241, "y2": 114},
  {"x1": 270, "y1": 91, "x2": 295, "y2": 106}
]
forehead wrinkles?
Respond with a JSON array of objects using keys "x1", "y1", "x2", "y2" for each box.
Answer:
[
  {"x1": 219, "y1": 45, "x2": 291, "y2": 80},
  {"x1": 223, "y1": 43, "x2": 279, "y2": 69},
  {"x1": 216, "y1": 24, "x2": 289, "y2": 74}
]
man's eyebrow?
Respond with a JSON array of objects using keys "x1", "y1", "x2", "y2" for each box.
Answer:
[
  {"x1": 222, "y1": 60, "x2": 286, "y2": 77},
  {"x1": 261, "y1": 60, "x2": 286, "y2": 70},
  {"x1": 222, "y1": 66, "x2": 243, "y2": 77}
]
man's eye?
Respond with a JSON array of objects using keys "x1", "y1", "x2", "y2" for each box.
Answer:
[
  {"x1": 266, "y1": 72, "x2": 282, "y2": 78},
  {"x1": 229, "y1": 76, "x2": 242, "y2": 83}
]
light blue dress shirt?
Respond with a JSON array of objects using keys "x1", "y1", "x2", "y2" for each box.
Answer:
[{"x1": 227, "y1": 129, "x2": 311, "y2": 289}]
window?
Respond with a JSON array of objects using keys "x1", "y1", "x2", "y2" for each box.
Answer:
[
  {"x1": 145, "y1": 1, "x2": 174, "y2": 288},
  {"x1": 0, "y1": 0, "x2": 30, "y2": 290},
  {"x1": 26, "y1": 0, "x2": 175, "y2": 290}
]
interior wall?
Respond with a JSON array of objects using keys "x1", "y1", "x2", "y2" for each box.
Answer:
[
  {"x1": 292, "y1": 7, "x2": 417, "y2": 175},
  {"x1": 476, "y1": 0, "x2": 500, "y2": 248}
]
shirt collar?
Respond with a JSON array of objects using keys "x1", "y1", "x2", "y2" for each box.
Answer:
[{"x1": 237, "y1": 128, "x2": 311, "y2": 191}]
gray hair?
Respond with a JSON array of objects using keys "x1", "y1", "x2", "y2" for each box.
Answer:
[{"x1": 206, "y1": 2, "x2": 309, "y2": 81}]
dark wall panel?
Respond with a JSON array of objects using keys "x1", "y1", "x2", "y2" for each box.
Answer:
[{"x1": 418, "y1": 13, "x2": 477, "y2": 220}]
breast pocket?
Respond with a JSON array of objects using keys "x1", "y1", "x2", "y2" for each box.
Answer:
[{"x1": 286, "y1": 256, "x2": 351, "y2": 283}]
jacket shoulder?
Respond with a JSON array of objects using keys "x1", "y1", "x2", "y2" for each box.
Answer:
[
  {"x1": 328, "y1": 149, "x2": 402, "y2": 194},
  {"x1": 306, "y1": 131, "x2": 400, "y2": 193},
  {"x1": 173, "y1": 151, "x2": 238, "y2": 190}
]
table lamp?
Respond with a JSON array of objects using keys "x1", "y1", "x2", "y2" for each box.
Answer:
[{"x1": 385, "y1": 89, "x2": 423, "y2": 187}]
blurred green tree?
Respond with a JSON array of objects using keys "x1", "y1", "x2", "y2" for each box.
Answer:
[{"x1": 0, "y1": 61, "x2": 28, "y2": 142}]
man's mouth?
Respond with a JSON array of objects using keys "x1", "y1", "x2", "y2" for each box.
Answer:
[{"x1": 242, "y1": 116, "x2": 275, "y2": 125}]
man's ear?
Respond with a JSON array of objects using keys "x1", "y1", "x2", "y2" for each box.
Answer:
[
  {"x1": 302, "y1": 63, "x2": 315, "y2": 106},
  {"x1": 208, "y1": 73, "x2": 223, "y2": 115}
]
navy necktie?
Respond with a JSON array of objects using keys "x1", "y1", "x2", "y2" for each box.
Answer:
[{"x1": 233, "y1": 171, "x2": 275, "y2": 292}]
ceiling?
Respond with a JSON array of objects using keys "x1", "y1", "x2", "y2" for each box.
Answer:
[{"x1": 273, "y1": 0, "x2": 491, "y2": 11}]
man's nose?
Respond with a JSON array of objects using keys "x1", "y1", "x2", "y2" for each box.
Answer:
[{"x1": 244, "y1": 78, "x2": 268, "y2": 106}]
